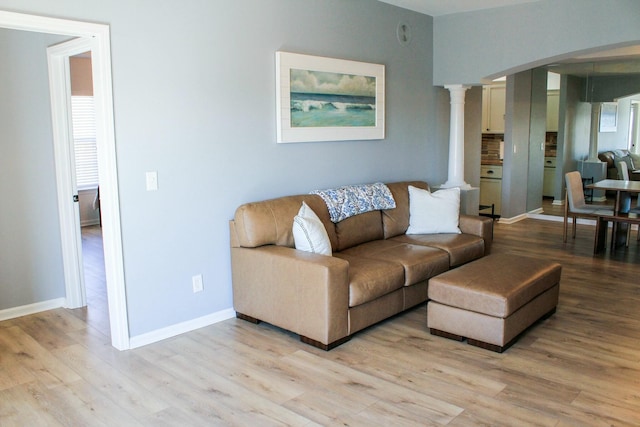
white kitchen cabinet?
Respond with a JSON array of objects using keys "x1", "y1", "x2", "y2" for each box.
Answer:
[
  {"x1": 543, "y1": 157, "x2": 557, "y2": 197},
  {"x1": 480, "y1": 165, "x2": 502, "y2": 215},
  {"x1": 482, "y1": 84, "x2": 506, "y2": 133},
  {"x1": 480, "y1": 179, "x2": 502, "y2": 215},
  {"x1": 547, "y1": 90, "x2": 559, "y2": 132}
]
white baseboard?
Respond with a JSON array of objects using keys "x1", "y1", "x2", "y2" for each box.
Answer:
[
  {"x1": 529, "y1": 213, "x2": 638, "y2": 230},
  {"x1": 497, "y1": 213, "x2": 529, "y2": 224},
  {"x1": 0, "y1": 298, "x2": 65, "y2": 322},
  {"x1": 129, "y1": 308, "x2": 236, "y2": 349},
  {"x1": 528, "y1": 207, "x2": 544, "y2": 215}
]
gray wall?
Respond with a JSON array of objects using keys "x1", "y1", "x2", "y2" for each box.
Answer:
[
  {"x1": 0, "y1": 29, "x2": 68, "y2": 309},
  {"x1": 502, "y1": 71, "x2": 533, "y2": 218},
  {"x1": 526, "y1": 68, "x2": 548, "y2": 213},
  {"x1": 0, "y1": 1, "x2": 440, "y2": 336},
  {"x1": 433, "y1": 0, "x2": 640, "y2": 85},
  {"x1": 433, "y1": 0, "x2": 640, "y2": 218}
]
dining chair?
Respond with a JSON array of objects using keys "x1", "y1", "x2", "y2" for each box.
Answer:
[
  {"x1": 616, "y1": 161, "x2": 640, "y2": 242},
  {"x1": 620, "y1": 162, "x2": 640, "y2": 240},
  {"x1": 616, "y1": 161, "x2": 632, "y2": 213},
  {"x1": 563, "y1": 171, "x2": 613, "y2": 242}
]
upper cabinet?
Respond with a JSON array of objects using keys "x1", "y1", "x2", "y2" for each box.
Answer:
[
  {"x1": 546, "y1": 90, "x2": 559, "y2": 132},
  {"x1": 482, "y1": 84, "x2": 506, "y2": 133},
  {"x1": 482, "y1": 84, "x2": 561, "y2": 133}
]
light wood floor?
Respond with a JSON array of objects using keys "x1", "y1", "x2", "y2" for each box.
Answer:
[
  {"x1": 71, "y1": 225, "x2": 110, "y2": 339},
  {"x1": 1, "y1": 219, "x2": 640, "y2": 426}
]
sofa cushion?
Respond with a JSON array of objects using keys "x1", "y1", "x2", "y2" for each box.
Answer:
[
  {"x1": 340, "y1": 240, "x2": 449, "y2": 286},
  {"x1": 382, "y1": 181, "x2": 429, "y2": 239},
  {"x1": 333, "y1": 253, "x2": 405, "y2": 307},
  {"x1": 391, "y1": 233, "x2": 485, "y2": 267},
  {"x1": 234, "y1": 195, "x2": 338, "y2": 249},
  {"x1": 334, "y1": 210, "x2": 383, "y2": 252},
  {"x1": 292, "y1": 202, "x2": 332, "y2": 255},
  {"x1": 407, "y1": 186, "x2": 461, "y2": 234}
]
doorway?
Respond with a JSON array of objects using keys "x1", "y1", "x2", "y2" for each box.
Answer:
[
  {"x1": 69, "y1": 51, "x2": 110, "y2": 337},
  {"x1": 0, "y1": 10, "x2": 129, "y2": 350}
]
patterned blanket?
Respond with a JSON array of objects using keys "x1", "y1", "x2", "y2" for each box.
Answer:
[{"x1": 311, "y1": 182, "x2": 396, "y2": 223}]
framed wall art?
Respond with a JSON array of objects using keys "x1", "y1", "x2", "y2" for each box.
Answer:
[
  {"x1": 599, "y1": 102, "x2": 618, "y2": 133},
  {"x1": 276, "y1": 51, "x2": 385, "y2": 143}
]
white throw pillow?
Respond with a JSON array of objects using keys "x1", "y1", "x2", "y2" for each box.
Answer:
[
  {"x1": 292, "y1": 202, "x2": 332, "y2": 255},
  {"x1": 406, "y1": 186, "x2": 461, "y2": 234}
]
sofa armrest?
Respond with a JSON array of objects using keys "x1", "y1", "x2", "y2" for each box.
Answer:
[
  {"x1": 231, "y1": 245, "x2": 350, "y2": 346},
  {"x1": 459, "y1": 214, "x2": 493, "y2": 255}
]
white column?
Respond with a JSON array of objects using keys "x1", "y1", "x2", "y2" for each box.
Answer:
[
  {"x1": 587, "y1": 102, "x2": 601, "y2": 162},
  {"x1": 442, "y1": 84, "x2": 471, "y2": 189}
]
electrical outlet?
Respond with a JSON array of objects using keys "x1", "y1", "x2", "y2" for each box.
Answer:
[{"x1": 192, "y1": 274, "x2": 204, "y2": 293}]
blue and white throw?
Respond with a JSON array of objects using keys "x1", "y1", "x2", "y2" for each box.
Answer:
[{"x1": 311, "y1": 182, "x2": 396, "y2": 223}]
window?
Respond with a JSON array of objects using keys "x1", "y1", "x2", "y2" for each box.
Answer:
[{"x1": 71, "y1": 96, "x2": 98, "y2": 189}]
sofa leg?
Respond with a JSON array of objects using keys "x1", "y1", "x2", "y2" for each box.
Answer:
[
  {"x1": 467, "y1": 338, "x2": 509, "y2": 353},
  {"x1": 236, "y1": 312, "x2": 260, "y2": 324},
  {"x1": 429, "y1": 328, "x2": 463, "y2": 342},
  {"x1": 300, "y1": 335, "x2": 351, "y2": 351}
]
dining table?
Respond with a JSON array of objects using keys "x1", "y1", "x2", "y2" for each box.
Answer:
[{"x1": 586, "y1": 179, "x2": 640, "y2": 252}]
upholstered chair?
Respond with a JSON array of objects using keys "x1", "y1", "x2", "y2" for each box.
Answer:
[{"x1": 563, "y1": 171, "x2": 613, "y2": 242}]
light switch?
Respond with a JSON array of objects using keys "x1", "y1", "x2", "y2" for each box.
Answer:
[{"x1": 146, "y1": 171, "x2": 158, "y2": 191}]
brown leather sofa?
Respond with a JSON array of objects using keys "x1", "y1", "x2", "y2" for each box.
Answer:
[
  {"x1": 229, "y1": 181, "x2": 493, "y2": 350},
  {"x1": 598, "y1": 149, "x2": 640, "y2": 181}
]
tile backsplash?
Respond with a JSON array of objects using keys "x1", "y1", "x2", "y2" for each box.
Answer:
[
  {"x1": 482, "y1": 134, "x2": 503, "y2": 161},
  {"x1": 481, "y1": 132, "x2": 558, "y2": 161}
]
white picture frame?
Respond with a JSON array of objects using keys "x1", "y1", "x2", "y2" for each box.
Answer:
[
  {"x1": 276, "y1": 51, "x2": 385, "y2": 143},
  {"x1": 599, "y1": 102, "x2": 618, "y2": 133}
]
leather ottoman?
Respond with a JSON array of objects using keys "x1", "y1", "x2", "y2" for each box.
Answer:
[{"x1": 427, "y1": 253, "x2": 561, "y2": 353}]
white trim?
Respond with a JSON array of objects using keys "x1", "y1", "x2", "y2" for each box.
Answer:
[
  {"x1": 527, "y1": 212, "x2": 566, "y2": 223},
  {"x1": 497, "y1": 213, "x2": 529, "y2": 224},
  {"x1": 87, "y1": 24, "x2": 130, "y2": 351},
  {"x1": 129, "y1": 309, "x2": 236, "y2": 349},
  {"x1": 526, "y1": 213, "x2": 640, "y2": 232},
  {"x1": 0, "y1": 298, "x2": 65, "y2": 322},
  {"x1": 0, "y1": 10, "x2": 99, "y2": 36},
  {"x1": 48, "y1": 38, "x2": 88, "y2": 310},
  {"x1": 2, "y1": 10, "x2": 130, "y2": 351}
]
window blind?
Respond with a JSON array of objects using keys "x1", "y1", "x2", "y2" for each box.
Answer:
[{"x1": 71, "y1": 96, "x2": 98, "y2": 189}]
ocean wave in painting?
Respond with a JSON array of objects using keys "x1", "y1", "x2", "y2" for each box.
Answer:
[{"x1": 290, "y1": 92, "x2": 376, "y2": 127}]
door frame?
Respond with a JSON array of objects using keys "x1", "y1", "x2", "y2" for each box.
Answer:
[
  {"x1": 47, "y1": 37, "x2": 90, "y2": 310},
  {"x1": 0, "y1": 10, "x2": 130, "y2": 350}
]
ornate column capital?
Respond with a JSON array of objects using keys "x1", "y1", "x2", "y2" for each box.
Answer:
[{"x1": 444, "y1": 84, "x2": 471, "y2": 104}]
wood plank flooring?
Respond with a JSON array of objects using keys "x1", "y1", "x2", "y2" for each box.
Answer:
[{"x1": 2, "y1": 219, "x2": 640, "y2": 426}]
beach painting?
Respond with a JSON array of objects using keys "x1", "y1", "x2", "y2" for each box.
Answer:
[
  {"x1": 276, "y1": 52, "x2": 385, "y2": 143},
  {"x1": 290, "y1": 69, "x2": 376, "y2": 128}
]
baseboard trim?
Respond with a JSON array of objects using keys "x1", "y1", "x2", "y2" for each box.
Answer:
[
  {"x1": 0, "y1": 298, "x2": 65, "y2": 322},
  {"x1": 129, "y1": 308, "x2": 236, "y2": 349},
  {"x1": 497, "y1": 213, "x2": 528, "y2": 224}
]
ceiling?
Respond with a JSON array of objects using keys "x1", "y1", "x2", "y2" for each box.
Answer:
[
  {"x1": 379, "y1": 0, "x2": 640, "y2": 77},
  {"x1": 378, "y1": 0, "x2": 540, "y2": 17}
]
